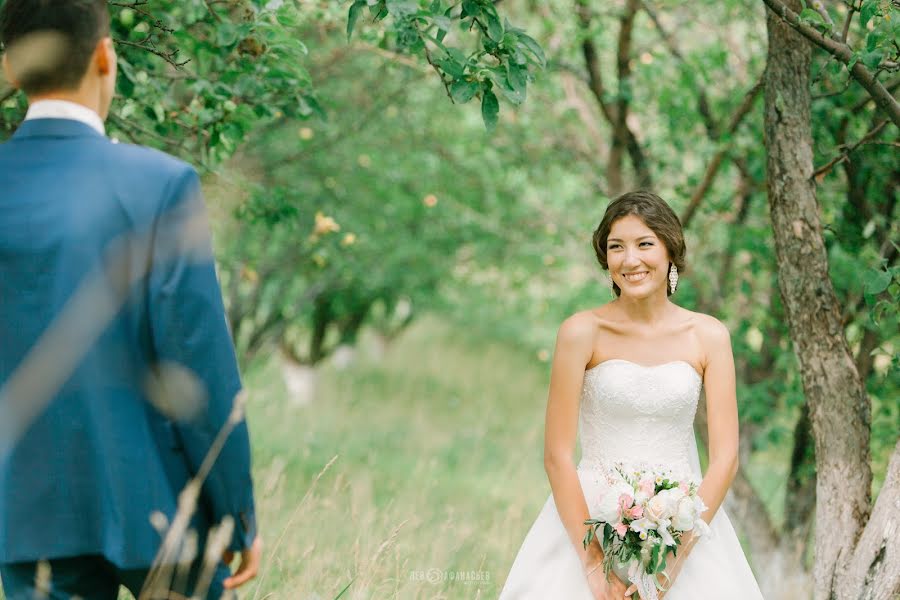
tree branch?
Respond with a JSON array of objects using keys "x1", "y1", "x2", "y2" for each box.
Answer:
[
  {"x1": 813, "y1": 119, "x2": 890, "y2": 179},
  {"x1": 113, "y1": 38, "x2": 189, "y2": 68},
  {"x1": 849, "y1": 76, "x2": 900, "y2": 112},
  {"x1": 813, "y1": 0, "x2": 835, "y2": 28},
  {"x1": 680, "y1": 77, "x2": 764, "y2": 228},
  {"x1": 613, "y1": 0, "x2": 645, "y2": 191},
  {"x1": 760, "y1": 0, "x2": 900, "y2": 128},
  {"x1": 839, "y1": 2, "x2": 856, "y2": 43},
  {"x1": 576, "y1": 0, "x2": 652, "y2": 193}
]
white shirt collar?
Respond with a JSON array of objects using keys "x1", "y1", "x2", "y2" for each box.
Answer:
[{"x1": 24, "y1": 99, "x2": 106, "y2": 136}]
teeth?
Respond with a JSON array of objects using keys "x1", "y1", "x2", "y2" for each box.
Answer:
[{"x1": 623, "y1": 272, "x2": 648, "y2": 282}]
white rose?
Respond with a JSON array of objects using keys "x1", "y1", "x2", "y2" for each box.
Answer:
[
  {"x1": 645, "y1": 495, "x2": 667, "y2": 521},
  {"x1": 646, "y1": 488, "x2": 683, "y2": 522},
  {"x1": 672, "y1": 496, "x2": 698, "y2": 531},
  {"x1": 596, "y1": 482, "x2": 633, "y2": 523}
]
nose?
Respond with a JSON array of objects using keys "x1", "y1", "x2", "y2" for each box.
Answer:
[{"x1": 622, "y1": 248, "x2": 642, "y2": 269}]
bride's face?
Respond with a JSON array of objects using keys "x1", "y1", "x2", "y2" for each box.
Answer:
[{"x1": 606, "y1": 215, "x2": 671, "y2": 299}]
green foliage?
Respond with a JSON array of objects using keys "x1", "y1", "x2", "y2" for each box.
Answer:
[
  {"x1": 217, "y1": 35, "x2": 553, "y2": 363},
  {"x1": 345, "y1": 0, "x2": 545, "y2": 132},
  {"x1": 1, "y1": 0, "x2": 322, "y2": 168}
]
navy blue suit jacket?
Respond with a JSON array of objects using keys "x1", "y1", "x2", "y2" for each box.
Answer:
[{"x1": 0, "y1": 118, "x2": 256, "y2": 568}]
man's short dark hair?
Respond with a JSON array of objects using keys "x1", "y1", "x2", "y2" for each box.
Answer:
[{"x1": 0, "y1": 0, "x2": 110, "y2": 95}]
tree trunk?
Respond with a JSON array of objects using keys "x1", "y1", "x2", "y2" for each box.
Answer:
[{"x1": 763, "y1": 2, "x2": 876, "y2": 598}]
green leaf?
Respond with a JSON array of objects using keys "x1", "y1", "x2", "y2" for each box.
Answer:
[
  {"x1": 445, "y1": 47, "x2": 468, "y2": 65},
  {"x1": 461, "y1": 0, "x2": 481, "y2": 18},
  {"x1": 217, "y1": 23, "x2": 239, "y2": 46},
  {"x1": 486, "y1": 12, "x2": 504, "y2": 42},
  {"x1": 492, "y1": 67, "x2": 524, "y2": 105},
  {"x1": 799, "y1": 8, "x2": 824, "y2": 24},
  {"x1": 481, "y1": 87, "x2": 499, "y2": 132},
  {"x1": 860, "y1": 0, "x2": 879, "y2": 27},
  {"x1": 507, "y1": 62, "x2": 526, "y2": 93},
  {"x1": 450, "y1": 78, "x2": 479, "y2": 103},
  {"x1": 438, "y1": 6, "x2": 454, "y2": 42},
  {"x1": 347, "y1": 0, "x2": 366, "y2": 41},
  {"x1": 866, "y1": 29, "x2": 882, "y2": 51},
  {"x1": 864, "y1": 269, "x2": 892, "y2": 295},
  {"x1": 862, "y1": 49, "x2": 884, "y2": 70},
  {"x1": 515, "y1": 32, "x2": 546, "y2": 68},
  {"x1": 436, "y1": 58, "x2": 466, "y2": 78}
]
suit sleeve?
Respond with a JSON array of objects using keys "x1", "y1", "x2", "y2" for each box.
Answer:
[{"x1": 147, "y1": 165, "x2": 257, "y2": 551}]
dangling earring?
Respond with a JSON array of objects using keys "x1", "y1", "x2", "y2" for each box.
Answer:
[
  {"x1": 608, "y1": 273, "x2": 616, "y2": 294},
  {"x1": 668, "y1": 264, "x2": 679, "y2": 294}
]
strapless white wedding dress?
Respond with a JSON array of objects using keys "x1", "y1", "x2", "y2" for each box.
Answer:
[{"x1": 499, "y1": 359, "x2": 765, "y2": 599}]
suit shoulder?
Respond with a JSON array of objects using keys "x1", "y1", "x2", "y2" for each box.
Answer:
[{"x1": 111, "y1": 142, "x2": 196, "y2": 181}]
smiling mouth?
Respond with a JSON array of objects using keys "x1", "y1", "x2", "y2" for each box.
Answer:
[{"x1": 622, "y1": 271, "x2": 649, "y2": 283}]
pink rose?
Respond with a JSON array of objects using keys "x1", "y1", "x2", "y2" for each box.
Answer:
[
  {"x1": 679, "y1": 482, "x2": 690, "y2": 494},
  {"x1": 638, "y1": 479, "x2": 655, "y2": 497},
  {"x1": 614, "y1": 522, "x2": 628, "y2": 538},
  {"x1": 618, "y1": 493, "x2": 634, "y2": 509},
  {"x1": 628, "y1": 504, "x2": 644, "y2": 519}
]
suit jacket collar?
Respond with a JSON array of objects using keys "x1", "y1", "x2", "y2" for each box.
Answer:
[{"x1": 11, "y1": 118, "x2": 109, "y2": 142}]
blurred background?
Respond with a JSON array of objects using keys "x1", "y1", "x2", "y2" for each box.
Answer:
[{"x1": 0, "y1": 0, "x2": 897, "y2": 598}]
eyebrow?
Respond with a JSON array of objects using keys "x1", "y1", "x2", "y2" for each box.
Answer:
[{"x1": 607, "y1": 235, "x2": 656, "y2": 243}]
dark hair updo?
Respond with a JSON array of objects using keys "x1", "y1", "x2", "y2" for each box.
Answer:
[{"x1": 591, "y1": 190, "x2": 686, "y2": 297}]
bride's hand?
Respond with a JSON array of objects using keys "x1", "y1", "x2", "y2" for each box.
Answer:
[{"x1": 585, "y1": 564, "x2": 627, "y2": 600}]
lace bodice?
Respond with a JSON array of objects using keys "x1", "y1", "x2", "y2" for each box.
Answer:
[{"x1": 577, "y1": 359, "x2": 703, "y2": 482}]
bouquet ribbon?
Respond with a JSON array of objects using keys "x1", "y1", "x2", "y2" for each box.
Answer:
[{"x1": 627, "y1": 560, "x2": 669, "y2": 600}]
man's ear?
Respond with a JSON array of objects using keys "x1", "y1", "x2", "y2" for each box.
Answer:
[
  {"x1": 1, "y1": 53, "x2": 21, "y2": 89},
  {"x1": 95, "y1": 37, "x2": 114, "y2": 76}
]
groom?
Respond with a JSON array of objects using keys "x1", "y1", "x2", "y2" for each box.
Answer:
[{"x1": 0, "y1": 1, "x2": 260, "y2": 598}]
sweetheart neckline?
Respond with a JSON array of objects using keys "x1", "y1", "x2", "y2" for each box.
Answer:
[{"x1": 585, "y1": 358, "x2": 703, "y2": 381}]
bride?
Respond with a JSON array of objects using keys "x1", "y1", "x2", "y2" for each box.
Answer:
[{"x1": 499, "y1": 191, "x2": 764, "y2": 599}]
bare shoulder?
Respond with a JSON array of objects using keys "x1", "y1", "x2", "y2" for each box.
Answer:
[
  {"x1": 552, "y1": 310, "x2": 601, "y2": 370},
  {"x1": 683, "y1": 310, "x2": 732, "y2": 361},
  {"x1": 691, "y1": 311, "x2": 730, "y2": 340},
  {"x1": 557, "y1": 309, "x2": 601, "y2": 342}
]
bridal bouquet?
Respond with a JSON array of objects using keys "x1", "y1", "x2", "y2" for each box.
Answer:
[{"x1": 583, "y1": 465, "x2": 710, "y2": 599}]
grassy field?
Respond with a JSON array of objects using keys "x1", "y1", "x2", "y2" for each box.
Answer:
[{"x1": 239, "y1": 318, "x2": 550, "y2": 599}]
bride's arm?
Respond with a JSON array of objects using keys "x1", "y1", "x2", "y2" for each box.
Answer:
[
  {"x1": 543, "y1": 313, "x2": 603, "y2": 569},
  {"x1": 668, "y1": 317, "x2": 740, "y2": 575}
]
